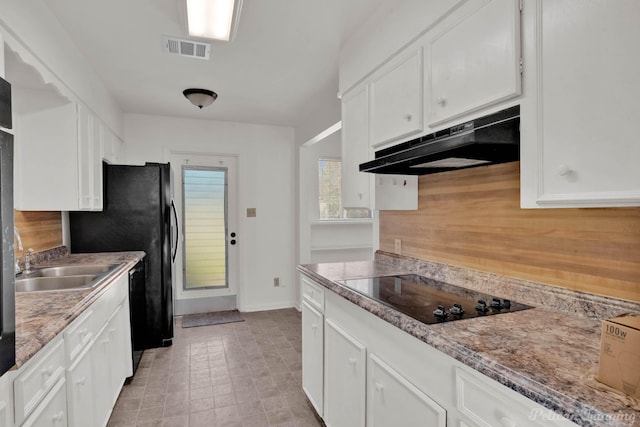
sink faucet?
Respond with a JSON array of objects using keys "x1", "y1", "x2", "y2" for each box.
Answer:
[
  {"x1": 14, "y1": 226, "x2": 23, "y2": 275},
  {"x1": 25, "y1": 248, "x2": 34, "y2": 274}
]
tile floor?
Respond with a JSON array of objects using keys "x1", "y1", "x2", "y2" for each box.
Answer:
[{"x1": 107, "y1": 308, "x2": 324, "y2": 427}]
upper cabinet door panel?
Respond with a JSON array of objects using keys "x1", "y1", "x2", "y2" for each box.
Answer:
[
  {"x1": 370, "y1": 47, "x2": 424, "y2": 147},
  {"x1": 428, "y1": 0, "x2": 521, "y2": 126},
  {"x1": 341, "y1": 85, "x2": 371, "y2": 209},
  {"x1": 521, "y1": 0, "x2": 640, "y2": 207}
]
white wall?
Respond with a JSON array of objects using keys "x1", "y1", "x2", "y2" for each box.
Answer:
[
  {"x1": 124, "y1": 114, "x2": 297, "y2": 312},
  {"x1": 0, "y1": 0, "x2": 122, "y2": 136}
]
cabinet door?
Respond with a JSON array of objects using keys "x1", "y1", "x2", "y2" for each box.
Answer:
[
  {"x1": 302, "y1": 301, "x2": 324, "y2": 417},
  {"x1": 91, "y1": 325, "x2": 113, "y2": 427},
  {"x1": 66, "y1": 346, "x2": 94, "y2": 427},
  {"x1": 91, "y1": 117, "x2": 103, "y2": 210},
  {"x1": 324, "y1": 319, "x2": 366, "y2": 427},
  {"x1": 106, "y1": 304, "x2": 129, "y2": 400},
  {"x1": 367, "y1": 354, "x2": 446, "y2": 427},
  {"x1": 370, "y1": 47, "x2": 423, "y2": 147},
  {"x1": 520, "y1": 0, "x2": 640, "y2": 207},
  {"x1": 341, "y1": 85, "x2": 371, "y2": 209},
  {"x1": 22, "y1": 378, "x2": 67, "y2": 427},
  {"x1": 428, "y1": 0, "x2": 521, "y2": 126},
  {"x1": 77, "y1": 104, "x2": 93, "y2": 210}
]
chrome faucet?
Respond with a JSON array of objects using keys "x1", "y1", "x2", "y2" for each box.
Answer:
[
  {"x1": 14, "y1": 226, "x2": 23, "y2": 275},
  {"x1": 25, "y1": 248, "x2": 34, "y2": 274}
]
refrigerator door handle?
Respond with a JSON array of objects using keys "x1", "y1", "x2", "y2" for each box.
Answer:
[{"x1": 171, "y1": 200, "x2": 179, "y2": 263}]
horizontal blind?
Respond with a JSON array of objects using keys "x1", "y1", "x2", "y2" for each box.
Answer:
[{"x1": 183, "y1": 167, "x2": 227, "y2": 289}]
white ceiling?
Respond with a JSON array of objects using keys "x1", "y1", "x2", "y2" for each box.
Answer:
[{"x1": 41, "y1": 0, "x2": 385, "y2": 128}]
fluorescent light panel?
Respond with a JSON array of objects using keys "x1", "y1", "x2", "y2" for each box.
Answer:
[{"x1": 187, "y1": 0, "x2": 238, "y2": 41}]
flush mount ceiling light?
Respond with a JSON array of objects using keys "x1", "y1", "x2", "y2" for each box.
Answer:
[
  {"x1": 186, "y1": 0, "x2": 243, "y2": 41},
  {"x1": 183, "y1": 88, "x2": 218, "y2": 109}
]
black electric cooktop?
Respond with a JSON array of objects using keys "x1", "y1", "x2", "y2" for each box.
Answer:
[{"x1": 337, "y1": 274, "x2": 533, "y2": 325}]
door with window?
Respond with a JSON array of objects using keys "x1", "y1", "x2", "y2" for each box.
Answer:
[{"x1": 170, "y1": 152, "x2": 238, "y2": 312}]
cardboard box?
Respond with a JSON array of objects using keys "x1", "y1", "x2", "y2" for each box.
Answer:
[{"x1": 597, "y1": 313, "x2": 640, "y2": 398}]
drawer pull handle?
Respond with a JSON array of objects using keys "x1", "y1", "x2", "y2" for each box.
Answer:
[
  {"x1": 404, "y1": 114, "x2": 412, "y2": 122},
  {"x1": 374, "y1": 382, "x2": 384, "y2": 392},
  {"x1": 348, "y1": 357, "x2": 357, "y2": 366},
  {"x1": 101, "y1": 339, "x2": 110, "y2": 345},
  {"x1": 76, "y1": 376, "x2": 86, "y2": 386},
  {"x1": 79, "y1": 327, "x2": 89, "y2": 337},
  {"x1": 52, "y1": 411, "x2": 64, "y2": 423},
  {"x1": 311, "y1": 323, "x2": 317, "y2": 330},
  {"x1": 42, "y1": 366, "x2": 55, "y2": 378},
  {"x1": 109, "y1": 327, "x2": 117, "y2": 334}
]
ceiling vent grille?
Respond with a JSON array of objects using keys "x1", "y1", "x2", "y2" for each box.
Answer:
[{"x1": 163, "y1": 36, "x2": 211, "y2": 60}]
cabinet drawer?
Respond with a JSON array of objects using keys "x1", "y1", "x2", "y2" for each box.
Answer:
[
  {"x1": 455, "y1": 367, "x2": 576, "y2": 427},
  {"x1": 301, "y1": 277, "x2": 324, "y2": 313},
  {"x1": 92, "y1": 274, "x2": 127, "y2": 328},
  {"x1": 63, "y1": 309, "x2": 95, "y2": 363},
  {"x1": 14, "y1": 338, "x2": 65, "y2": 425},
  {"x1": 22, "y1": 378, "x2": 67, "y2": 427}
]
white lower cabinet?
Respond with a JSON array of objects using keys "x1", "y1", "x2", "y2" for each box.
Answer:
[
  {"x1": 367, "y1": 354, "x2": 446, "y2": 427},
  {"x1": 301, "y1": 275, "x2": 579, "y2": 427},
  {"x1": 7, "y1": 269, "x2": 133, "y2": 427},
  {"x1": 65, "y1": 346, "x2": 93, "y2": 427},
  {"x1": 324, "y1": 319, "x2": 366, "y2": 427},
  {"x1": 21, "y1": 378, "x2": 67, "y2": 427},
  {"x1": 301, "y1": 301, "x2": 324, "y2": 416}
]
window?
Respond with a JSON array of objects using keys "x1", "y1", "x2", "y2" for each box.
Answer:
[
  {"x1": 318, "y1": 159, "x2": 371, "y2": 220},
  {"x1": 182, "y1": 166, "x2": 228, "y2": 289}
]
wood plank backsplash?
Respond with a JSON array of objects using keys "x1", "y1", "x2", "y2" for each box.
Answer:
[
  {"x1": 14, "y1": 210, "x2": 63, "y2": 255},
  {"x1": 379, "y1": 162, "x2": 640, "y2": 302}
]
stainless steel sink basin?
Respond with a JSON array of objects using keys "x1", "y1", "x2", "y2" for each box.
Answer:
[
  {"x1": 16, "y1": 263, "x2": 121, "y2": 292},
  {"x1": 16, "y1": 275, "x2": 99, "y2": 292},
  {"x1": 37, "y1": 264, "x2": 117, "y2": 277}
]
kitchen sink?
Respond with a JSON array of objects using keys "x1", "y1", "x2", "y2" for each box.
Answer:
[
  {"x1": 16, "y1": 275, "x2": 99, "y2": 292},
  {"x1": 16, "y1": 263, "x2": 121, "y2": 292},
  {"x1": 37, "y1": 264, "x2": 117, "y2": 277}
]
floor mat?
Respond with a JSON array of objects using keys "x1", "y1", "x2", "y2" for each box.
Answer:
[{"x1": 181, "y1": 310, "x2": 244, "y2": 328}]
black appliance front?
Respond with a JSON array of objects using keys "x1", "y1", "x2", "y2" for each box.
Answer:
[
  {"x1": 0, "y1": 131, "x2": 15, "y2": 377},
  {"x1": 70, "y1": 163, "x2": 174, "y2": 349},
  {"x1": 0, "y1": 76, "x2": 15, "y2": 377},
  {"x1": 128, "y1": 259, "x2": 146, "y2": 377},
  {"x1": 338, "y1": 275, "x2": 532, "y2": 325}
]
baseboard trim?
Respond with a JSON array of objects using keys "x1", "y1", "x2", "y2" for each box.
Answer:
[{"x1": 241, "y1": 301, "x2": 296, "y2": 313}]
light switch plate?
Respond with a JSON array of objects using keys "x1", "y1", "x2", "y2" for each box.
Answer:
[{"x1": 247, "y1": 208, "x2": 256, "y2": 217}]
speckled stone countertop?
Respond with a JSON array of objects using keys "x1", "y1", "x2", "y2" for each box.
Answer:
[
  {"x1": 15, "y1": 251, "x2": 145, "y2": 368},
  {"x1": 298, "y1": 252, "x2": 640, "y2": 427}
]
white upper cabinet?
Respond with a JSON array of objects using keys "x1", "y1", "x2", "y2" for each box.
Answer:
[
  {"x1": 6, "y1": 41, "x2": 122, "y2": 211},
  {"x1": 520, "y1": 0, "x2": 640, "y2": 207},
  {"x1": 370, "y1": 47, "x2": 424, "y2": 147},
  {"x1": 427, "y1": 0, "x2": 522, "y2": 126},
  {"x1": 341, "y1": 85, "x2": 371, "y2": 209}
]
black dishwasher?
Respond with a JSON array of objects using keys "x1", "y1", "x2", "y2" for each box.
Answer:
[{"x1": 128, "y1": 260, "x2": 146, "y2": 378}]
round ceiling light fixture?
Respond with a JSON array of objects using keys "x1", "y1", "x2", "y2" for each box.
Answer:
[{"x1": 183, "y1": 88, "x2": 218, "y2": 109}]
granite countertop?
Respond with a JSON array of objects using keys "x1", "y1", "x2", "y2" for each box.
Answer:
[
  {"x1": 15, "y1": 251, "x2": 145, "y2": 368},
  {"x1": 298, "y1": 255, "x2": 640, "y2": 427}
]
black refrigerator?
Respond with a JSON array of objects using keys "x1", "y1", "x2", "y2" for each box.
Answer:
[{"x1": 70, "y1": 163, "x2": 175, "y2": 349}]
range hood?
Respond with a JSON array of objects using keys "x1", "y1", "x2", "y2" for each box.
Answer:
[{"x1": 360, "y1": 105, "x2": 519, "y2": 175}]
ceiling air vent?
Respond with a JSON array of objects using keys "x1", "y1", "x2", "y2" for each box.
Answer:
[{"x1": 163, "y1": 36, "x2": 211, "y2": 60}]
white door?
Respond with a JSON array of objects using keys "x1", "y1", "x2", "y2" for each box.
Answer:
[
  {"x1": 324, "y1": 319, "x2": 366, "y2": 427},
  {"x1": 302, "y1": 301, "x2": 324, "y2": 416},
  {"x1": 367, "y1": 354, "x2": 446, "y2": 427},
  {"x1": 170, "y1": 152, "x2": 239, "y2": 313}
]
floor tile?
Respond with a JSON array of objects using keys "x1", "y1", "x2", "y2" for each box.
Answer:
[{"x1": 110, "y1": 308, "x2": 324, "y2": 427}]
